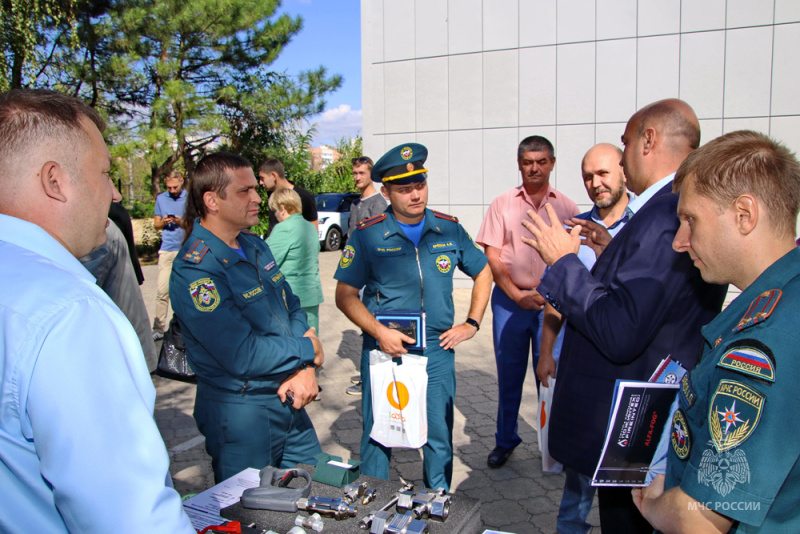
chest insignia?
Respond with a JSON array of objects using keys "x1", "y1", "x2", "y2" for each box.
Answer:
[
  {"x1": 182, "y1": 240, "x2": 209, "y2": 264},
  {"x1": 271, "y1": 271, "x2": 284, "y2": 283},
  {"x1": 715, "y1": 337, "x2": 722, "y2": 347},
  {"x1": 189, "y1": 277, "x2": 220, "y2": 312},
  {"x1": 242, "y1": 286, "x2": 263, "y2": 300},
  {"x1": 264, "y1": 260, "x2": 276, "y2": 271},
  {"x1": 734, "y1": 289, "x2": 781, "y2": 332},
  {"x1": 435, "y1": 254, "x2": 452, "y2": 273},
  {"x1": 671, "y1": 409, "x2": 692, "y2": 460},
  {"x1": 339, "y1": 245, "x2": 356, "y2": 268},
  {"x1": 709, "y1": 379, "x2": 764, "y2": 453},
  {"x1": 357, "y1": 213, "x2": 386, "y2": 230},
  {"x1": 717, "y1": 340, "x2": 775, "y2": 383}
]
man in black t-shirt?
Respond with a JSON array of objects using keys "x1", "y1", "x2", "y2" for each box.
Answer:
[{"x1": 258, "y1": 158, "x2": 318, "y2": 237}]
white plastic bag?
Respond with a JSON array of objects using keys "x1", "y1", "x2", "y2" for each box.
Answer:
[
  {"x1": 368, "y1": 350, "x2": 428, "y2": 449},
  {"x1": 538, "y1": 378, "x2": 563, "y2": 473}
]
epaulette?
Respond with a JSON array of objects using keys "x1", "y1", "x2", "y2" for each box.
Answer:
[
  {"x1": 357, "y1": 213, "x2": 387, "y2": 230},
  {"x1": 733, "y1": 289, "x2": 781, "y2": 332},
  {"x1": 182, "y1": 239, "x2": 210, "y2": 264},
  {"x1": 433, "y1": 210, "x2": 459, "y2": 223}
]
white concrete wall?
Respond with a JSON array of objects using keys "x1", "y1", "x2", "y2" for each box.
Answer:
[{"x1": 361, "y1": 0, "x2": 800, "y2": 240}]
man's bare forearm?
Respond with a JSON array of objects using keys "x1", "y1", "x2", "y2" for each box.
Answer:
[{"x1": 467, "y1": 264, "x2": 492, "y2": 323}]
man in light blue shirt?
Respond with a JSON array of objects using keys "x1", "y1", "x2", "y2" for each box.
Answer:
[
  {"x1": 0, "y1": 89, "x2": 193, "y2": 533},
  {"x1": 152, "y1": 169, "x2": 188, "y2": 339}
]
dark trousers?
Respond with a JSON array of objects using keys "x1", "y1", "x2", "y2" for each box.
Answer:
[{"x1": 597, "y1": 486, "x2": 654, "y2": 533}]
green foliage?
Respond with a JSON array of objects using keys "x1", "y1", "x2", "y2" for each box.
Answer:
[
  {"x1": 313, "y1": 136, "x2": 362, "y2": 193},
  {"x1": 129, "y1": 199, "x2": 156, "y2": 219},
  {"x1": 0, "y1": 0, "x2": 79, "y2": 90},
  {"x1": 16, "y1": 0, "x2": 342, "y2": 199}
]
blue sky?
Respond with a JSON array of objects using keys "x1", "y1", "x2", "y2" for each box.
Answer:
[{"x1": 270, "y1": 0, "x2": 362, "y2": 147}]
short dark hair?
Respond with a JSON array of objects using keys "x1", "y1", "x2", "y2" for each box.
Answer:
[
  {"x1": 0, "y1": 89, "x2": 105, "y2": 182},
  {"x1": 674, "y1": 130, "x2": 800, "y2": 239},
  {"x1": 183, "y1": 152, "x2": 253, "y2": 241},
  {"x1": 258, "y1": 158, "x2": 285, "y2": 179},
  {"x1": 518, "y1": 135, "x2": 554, "y2": 160}
]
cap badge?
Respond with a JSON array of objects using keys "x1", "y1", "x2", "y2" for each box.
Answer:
[{"x1": 401, "y1": 147, "x2": 413, "y2": 160}]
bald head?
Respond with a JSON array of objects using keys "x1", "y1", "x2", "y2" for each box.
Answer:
[
  {"x1": 582, "y1": 143, "x2": 623, "y2": 168},
  {"x1": 635, "y1": 99, "x2": 700, "y2": 151},
  {"x1": 581, "y1": 143, "x2": 627, "y2": 211},
  {"x1": 621, "y1": 99, "x2": 700, "y2": 194}
]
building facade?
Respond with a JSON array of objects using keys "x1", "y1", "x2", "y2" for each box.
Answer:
[{"x1": 361, "y1": 0, "x2": 800, "y2": 240}]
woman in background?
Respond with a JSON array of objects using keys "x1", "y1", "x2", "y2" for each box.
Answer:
[{"x1": 267, "y1": 188, "x2": 324, "y2": 331}]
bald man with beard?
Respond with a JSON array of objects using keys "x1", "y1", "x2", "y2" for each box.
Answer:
[{"x1": 523, "y1": 99, "x2": 728, "y2": 532}]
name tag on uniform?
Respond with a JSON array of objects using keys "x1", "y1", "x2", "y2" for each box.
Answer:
[
  {"x1": 428, "y1": 241, "x2": 456, "y2": 253},
  {"x1": 374, "y1": 245, "x2": 404, "y2": 255},
  {"x1": 241, "y1": 286, "x2": 263, "y2": 300}
]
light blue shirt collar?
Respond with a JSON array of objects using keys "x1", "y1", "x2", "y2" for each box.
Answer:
[
  {"x1": 587, "y1": 191, "x2": 637, "y2": 231},
  {"x1": 627, "y1": 173, "x2": 675, "y2": 214},
  {"x1": 0, "y1": 214, "x2": 93, "y2": 282}
]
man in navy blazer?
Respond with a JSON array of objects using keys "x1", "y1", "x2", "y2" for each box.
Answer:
[{"x1": 523, "y1": 99, "x2": 728, "y2": 533}]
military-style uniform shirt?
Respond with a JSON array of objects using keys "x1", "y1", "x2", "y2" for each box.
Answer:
[
  {"x1": 170, "y1": 220, "x2": 315, "y2": 394},
  {"x1": 665, "y1": 247, "x2": 800, "y2": 532},
  {"x1": 334, "y1": 207, "x2": 487, "y2": 342}
]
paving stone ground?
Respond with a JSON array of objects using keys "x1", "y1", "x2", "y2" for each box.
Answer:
[{"x1": 144, "y1": 251, "x2": 602, "y2": 533}]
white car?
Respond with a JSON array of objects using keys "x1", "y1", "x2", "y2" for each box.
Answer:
[{"x1": 315, "y1": 193, "x2": 360, "y2": 251}]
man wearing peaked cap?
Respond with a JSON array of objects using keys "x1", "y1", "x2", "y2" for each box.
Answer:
[
  {"x1": 335, "y1": 142, "x2": 493, "y2": 490},
  {"x1": 370, "y1": 143, "x2": 429, "y2": 184}
]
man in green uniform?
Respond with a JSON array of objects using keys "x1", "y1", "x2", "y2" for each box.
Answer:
[
  {"x1": 170, "y1": 152, "x2": 323, "y2": 483},
  {"x1": 633, "y1": 130, "x2": 800, "y2": 532},
  {"x1": 334, "y1": 143, "x2": 492, "y2": 491}
]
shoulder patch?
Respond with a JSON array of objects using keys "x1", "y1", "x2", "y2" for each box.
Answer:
[
  {"x1": 357, "y1": 213, "x2": 387, "y2": 230},
  {"x1": 189, "y1": 277, "x2": 220, "y2": 312},
  {"x1": 671, "y1": 409, "x2": 692, "y2": 460},
  {"x1": 339, "y1": 245, "x2": 356, "y2": 268},
  {"x1": 182, "y1": 239, "x2": 209, "y2": 264},
  {"x1": 734, "y1": 289, "x2": 781, "y2": 332},
  {"x1": 717, "y1": 339, "x2": 775, "y2": 383},
  {"x1": 432, "y1": 210, "x2": 458, "y2": 223},
  {"x1": 709, "y1": 379, "x2": 764, "y2": 453}
]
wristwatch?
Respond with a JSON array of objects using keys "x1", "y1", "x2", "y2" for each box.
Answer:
[{"x1": 465, "y1": 318, "x2": 480, "y2": 331}]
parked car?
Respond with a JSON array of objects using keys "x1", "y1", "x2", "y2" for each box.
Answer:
[{"x1": 315, "y1": 192, "x2": 360, "y2": 251}]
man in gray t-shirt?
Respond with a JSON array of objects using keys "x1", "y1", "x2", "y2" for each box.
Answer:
[
  {"x1": 348, "y1": 156, "x2": 388, "y2": 236},
  {"x1": 345, "y1": 156, "x2": 388, "y2": 397}
]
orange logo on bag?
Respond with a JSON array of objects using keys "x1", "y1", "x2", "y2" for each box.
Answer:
[
  {"x1": 540, "y1": 401, "x2": 547, "y2": 429},
  {"x1": 387, "y1": 381, "x2": 410, "y2": 410}
]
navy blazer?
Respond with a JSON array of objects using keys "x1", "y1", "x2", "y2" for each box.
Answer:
[{"x1": 538, "y1": 182, "x2": 727, "y2": 476}]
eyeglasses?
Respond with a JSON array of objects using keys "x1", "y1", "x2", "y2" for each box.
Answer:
[{"x1": 352, "y1": 157, "x2": 373, "y2": 166}]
